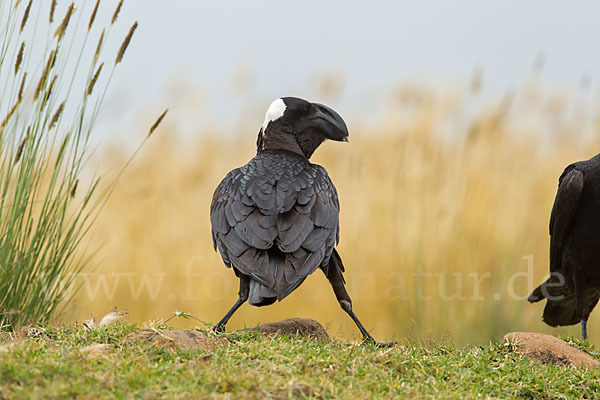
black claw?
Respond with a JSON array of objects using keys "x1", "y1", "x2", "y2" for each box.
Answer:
[
  {"x1": 362, "y1": 336, "x2": 397, "y2": 348},
  {"x1": 372, "y1": 341, "x2": 397, "y2": 348},
  {"x1": 212, "y1": 324, "x2": 225, "y2": 333}
]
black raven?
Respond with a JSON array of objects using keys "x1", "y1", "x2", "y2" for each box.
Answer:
[
  {"x1": 210, "y1": 97, "x2": 395, "y2": 346},
  {"x1": 528, "y1": 153, "x2": 600, "y2": 339}
]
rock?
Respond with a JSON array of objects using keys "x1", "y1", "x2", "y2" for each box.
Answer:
[
  {"x1": 131, "y1": 329, "x2": 229, "y2": 350},
  {"x1": 245, "y1": 318, "x2": 330, "y2": 342},
  {"x1": 504, "y1": 332, "x2": 599, "y2": 368}
]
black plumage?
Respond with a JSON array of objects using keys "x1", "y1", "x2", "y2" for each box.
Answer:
[
  {"x1": 210, "y1": 97, "x2": 394, "y2": 346},
  {"x1": 529, "y1": 153, "x2": 600, "y2": 339},
  {"x1": 212, "y1": 151, "x2": 337, "y2": 304}
]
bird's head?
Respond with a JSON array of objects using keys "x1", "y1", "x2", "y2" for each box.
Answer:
[{"x1": 257, "y1": 97, "x2": 349, "y2": 158}]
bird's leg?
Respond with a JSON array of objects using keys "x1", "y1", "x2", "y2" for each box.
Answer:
[
  {"x1": 324, "y1": 268, "x2": 396, "y2": 348},
  {"x1": 573, "y1": 272, "x2": 590, "y2": 341},
  {"x1": 213, "y1": 275, "x2": 250, "y2": 333}
]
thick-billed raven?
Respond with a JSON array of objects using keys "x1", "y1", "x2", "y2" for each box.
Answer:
[
  {"x1": 210, "y1": 97, "x2": 395, "y2": 346},
  {"x1": 529, "y1": 153, "x2": 600, "y2": 339}
]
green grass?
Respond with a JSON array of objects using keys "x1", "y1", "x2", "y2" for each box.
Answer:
[
  {"x1": 0, "y1": 0, "x2": 147, "y2": 329},
  {"x1": 0, "y1": 324, "x2": 598, "y2": 399}
]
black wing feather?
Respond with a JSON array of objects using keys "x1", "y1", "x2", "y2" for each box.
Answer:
[
  {"x1": 549, "y1": 166, "x2": 585, "y2": 272},
  {"x1": 528, "y1": 165, "x2": 585, "y2": 304},
  {"x1": 210, "y1": 151, "x2": 340, "y2": 302}
]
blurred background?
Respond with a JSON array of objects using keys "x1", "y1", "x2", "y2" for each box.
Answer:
[{"x1": 61, "y1": 0, "x2": 600, "y2": 345}]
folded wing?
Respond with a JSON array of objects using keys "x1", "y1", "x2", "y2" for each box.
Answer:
[{"x1": 210, "y1": 152, "x2": 339, "y2": 304}]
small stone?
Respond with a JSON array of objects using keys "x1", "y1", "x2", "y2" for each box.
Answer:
[
  {"x1": 504, "y1": 332, "x2": 599, "y2": 368},
  {"x1": 244, "y1": 318, "x2": 330, "y2": 342}
]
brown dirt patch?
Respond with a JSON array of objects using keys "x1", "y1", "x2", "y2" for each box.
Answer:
[
  {"x1": 504, "y1": 332, "x2": 599, "y2": 368},
  {"x1": 244, "y1": 318, "x2": 330, "y2": 342}
]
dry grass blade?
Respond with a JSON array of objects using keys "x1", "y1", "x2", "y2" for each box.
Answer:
[
  {"x1": 20, "y1": 0, "x2": 32, "y2": 33},
  {"x1": 1, "y1": 100, "x2": 21, "y2": 132},
  {"x1": 49, "y1": 101, "x2": 65, "y2": 129},
  {"x1": 14, "y1": 127, "x2": 30, "y2": 165},
  {"x1": 70, "y1": 180, "x2": 79, "y2": 198},
  {"x1": 54, "y1": 3, "x2": 75, "y2": 41},
  {"x1": 87, "y1": 63, "x2": 103, "y2": 96},
  {"x1": 34, "y1": 50, "x2": 57, "y2": 101},
  {"x1": 88, "y1": 0, "x2": 101, "y2": 31},
  {"x1": 14, "y1": 42, "x2": 25, "y2": 76},
  {"x1": 115, "y1": 21, "x2": 137, "y2": 65},
  {"x1": 43, "y1": 75, "x2": 58, "y2": 106},
  {"x1": 49, "y1": 0, "x2": 57, "y2": 23},
  {"x1": 55, "y1": 131, "x2": 71, "y2": 167},
  {"x1": 94, "y1": 29, "x2": 105, "y2": 65},
  {"x1": 18, "y1": 72, "x2": 27, "y2": 100},
  {"x1": 148, "y1": 109, "x2": 168, "y2": 138},
  {"x1": 111, "y1": 0, "x2": 124, "y2": 25}
]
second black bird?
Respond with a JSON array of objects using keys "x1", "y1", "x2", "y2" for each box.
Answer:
[{"x1": 529, "y1": 153, "x2": 600, "y2": 339}]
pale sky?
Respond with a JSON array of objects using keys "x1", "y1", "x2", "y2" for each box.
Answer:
[{"x1": 60, "y1": 0, "x2": 600, "y2": 136}]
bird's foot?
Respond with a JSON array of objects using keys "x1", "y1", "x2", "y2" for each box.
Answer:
[
  {"x1": 212, "y1": 324, "x2": 225, "y2": 333},
  {"x1": 362, "y1": 336, "x2": 397, "y2": 348}
]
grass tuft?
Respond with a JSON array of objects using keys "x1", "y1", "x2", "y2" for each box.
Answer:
[{"x1": 0, "y1": 0, "x2": 148, "y2": 330}]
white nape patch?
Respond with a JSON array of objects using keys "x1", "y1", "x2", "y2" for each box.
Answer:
[{"x1": 261, "y1": 98, "x2": 286, "y2": 132}]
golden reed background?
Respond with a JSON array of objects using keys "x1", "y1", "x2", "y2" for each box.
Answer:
[{"x1": 66, "y1": 83, "x2": 600, "y2": 345}]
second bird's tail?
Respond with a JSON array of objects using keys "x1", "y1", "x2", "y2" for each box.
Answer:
[{"x1": 529, "y1": 277, "x2": 600, "y2": 327}]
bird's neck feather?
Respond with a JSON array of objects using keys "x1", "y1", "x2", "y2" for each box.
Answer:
[{"x1": 260, "y1": 129, "x2": 306, "y2": 157}]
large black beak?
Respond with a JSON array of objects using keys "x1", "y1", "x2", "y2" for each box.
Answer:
[{"x1": 309, "y1": 103, "x2": 349, "y2": 142}]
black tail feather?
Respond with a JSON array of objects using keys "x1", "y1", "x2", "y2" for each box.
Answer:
[
  {"x1": 532, "y1": 279, "x2": 600, "y2": 327},
  {"x1": 528, "y1": 283, "x2": 546, "y2": 303},
  {"x1": 542, "y1": 295, "x2": 578, "y2": 327}
]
